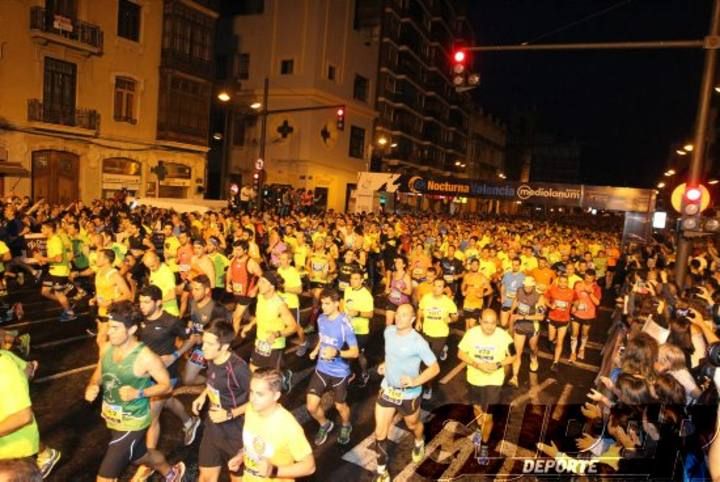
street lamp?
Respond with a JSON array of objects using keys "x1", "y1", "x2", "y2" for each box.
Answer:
[
  {"x1": 657, "y1": 181, "x2": 666, "y2": 188},
  {"x1": 665, "y1": 169, "x2": 676, "y2": 176},
  {"x1": 377, "y1": 136, "x2": 388, "y2": 147},
  {"x1": 709, "y1": 179, "x2": 719, "y2": 185},
  {"x1": 250, "y1": 102, "x2": 262, "y2": 110},
  {"x1": 390, "y1": 143, "x2": 397, "y2": 148},
  {"x1": 684, "y1": 144, "x2": 694, "y2": 152},
  {"x1": 212, "y1": 132, "x2": 223, "y2": 141},
  {"x1": 217, "y1": 91, "x2": 231, "y2": 102},
  {"x1": 676, "y1": 149, "x2": 688, "y2": 156}
]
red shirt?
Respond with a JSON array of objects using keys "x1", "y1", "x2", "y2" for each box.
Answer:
[
  {"x1": 547, "y1": 285, "x2": 576, "y2": 323},
  {"x1": 573, "y1": 281, "x2": 601, "y2": 320}
]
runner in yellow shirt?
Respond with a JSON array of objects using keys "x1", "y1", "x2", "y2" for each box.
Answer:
[
  {"x1": 37, "y1": 221, "x2": 75, "y2": 321},
  {"x1": 342, "y1": 269, "x2": 375, "y2": 386},
  {"x1": 462, "y1": 258, "x2": 492, "y2": 330}
]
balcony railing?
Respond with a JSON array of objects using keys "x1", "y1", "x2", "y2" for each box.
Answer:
[
  {"x1": 162, "y1": 49, "x2": 214, "y2": 79},
  {"x1": 29, "y1": 7, "x2": 103, "y2": 52},
  {"x1": 28, "y1": 99, "x2": 100, "y2": 131}
]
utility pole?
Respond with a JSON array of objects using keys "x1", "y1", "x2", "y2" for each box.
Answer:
[
  {"x1": 463, "y1": 1, "x2": 720, "y2": 287},
  {"x1": 675, "y1": 0, "x2": 720, "y2": 286},
  {"x1": 257, "y1": 77, "x2": 269, "y2": 209}
]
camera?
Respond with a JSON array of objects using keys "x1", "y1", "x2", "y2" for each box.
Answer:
[{"x1": 698, "y1": 342, "x2": 720, "y2": 380}]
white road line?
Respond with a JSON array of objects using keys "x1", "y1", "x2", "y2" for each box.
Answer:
[
  {"x1": 494, "y1": 440, "x2": 537, "y2": 481},
  {"x1": 508, "y1": 378, "x2": 556, "y2": 408},
  {"x1": 34, "y1": 334, "x2": 92, "y2": 349},
  {"x1": 440, "y1": 362, "x2": 466, "y2": 385},
  {"x1": 3, "y1": 311, "x2": 90, "y2": 329},
  {"x1": 34, "y1": 363, "x2": 96, "y2": 383},
  {"x1": 536, "y1": 351, "x2": 599, "y2": 372},
  {"x1": 551, "y1": 383, "x2": 574, "y2": 421}
]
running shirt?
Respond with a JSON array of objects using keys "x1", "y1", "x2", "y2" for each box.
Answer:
[
  {"x1": 100, "y1": 343, "x2": 152, "y2": 431},
  {"x1": 478, "y1": 259, "x2": 497, "y2": 280},
  {"x1": 516, "y1": 289, "x2": 541, "y2": 317},
  {"x1": 343, "y1": 286, "x2": 374, "y2": 335},
  {"x1": 71, "y1": 236, "x2": 89, "y2": 270},
  {"x1": 316, "y1": 313, "x2": 357, "y2": 378},
  {"x1": 388, "y1": 276, "x2": 410, "y2": 305},
  {"x1": 419, "y1": 294, "x2": 458, "y2": 338},
  {"x1": 568, "y1": 274, "x2": 583, "y2": 290},
  {"x1": 0, "y1": 241, "x2": 9, "y2": 273},
  {"x1": 229, "y1": 257, "x2": 258, "y2": 297},
  {"x1": 206, "y1": 353, "x2": 250, "y2": 411},
  {"x1": 176, "y1": 243, "x2": 194, "y2": 272},
  {"x1": 463, "y1": 272, "x2": 488, "y2": 310},
  {"x1": 459, "y1": 326, "x2": 513, "y2": 386},
  {"x1": 501, "y1": 271, "x2": 525, "y2": 307},
  {"x1": 530, "y1": 267, "x2": 555, "y2": 291},
  {"x1": 381, "y1": 326, "x2": 437, "y2": 400},
  {"x1": 256, "y1": 294, "x2": 288, "y2": 351},
  {"x1": 336, "y1": 261, "x2": 360, "y2": 291},
  {"x1": 190, "y1": 299, "x2": 230, "y2": 334},
  {"x1": 242, "y1": 404, "x2": 313, "y2": 482},
  {"x1": 573, "y1": 281, "x2": 601, "y2": 320},
  {"x1": 293, "y1": 244, "x2": 310, "y2": 273},
  {"x1": 95, "y1": 267, "x2": 120, "y2": 318},
  {"x1": 47, "y1": 233, "x2": 70, "y2": 277},
  {"x1": 149, "y1": 263, "x2": 180, "y2": 317},
  {"x1": 0, "y1": 350, "x2": 39, "y2": 458},
  {"x1": 164, "y1": 236, "x2": 180, "y2": 271},
  {"x1": 209, "y1": 252, "x2": 230, "y2": 290},
  {"x1": 140, "y1": 312, "x2": 187, "y2": 379},
  {"x1": 308, "y1": 252, "x2": 330, "y2": 284},
  {"x1": 546, "y1": 285, "x2": 576, "y2": 323},
  {"x1": 278, "y1": 266, "x2": 302, "y2": 310}
]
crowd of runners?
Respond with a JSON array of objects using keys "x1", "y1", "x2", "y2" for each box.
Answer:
[{"x1": 0, "y1": 194, "x2": 719, "y2": 481}]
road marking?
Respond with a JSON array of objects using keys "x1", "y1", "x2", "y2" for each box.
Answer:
[
  {"x1": 536, "y1": 350, "x2": 599, "y2": 372},
  {"x1": 440, "y1": 362, "x2": 466, "y2": 384},
  {"x1": 509, "y1": 378, "x2": 556, "y2": 408},
  {"x1": 552, "y1": 383, "x2": 574, "y2": 421},
  {"x1": 34, "y1": 363, "x2": 96, "y2": 383},
  {"x1": 34, "y1": 334, "x2": 93, "y2": 349},
  {"x1": 3, "y1": 311, "x2": 90, "y2": 329},
  {"x1": 494, "y1": 440, "x2": 537, "y2": 481}
]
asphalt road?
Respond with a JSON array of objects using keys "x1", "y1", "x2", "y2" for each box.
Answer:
[{"x1": 8, "y1": 283, "x2": 616, "y2": 482}]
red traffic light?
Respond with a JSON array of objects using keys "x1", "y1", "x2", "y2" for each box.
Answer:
[
  {"x1": 453, "y1": 50, "x2": 466, "y2": 63},
  {"x1": 253, "y1": 172, "x2": 259, "y2": 180},
  {"x1": 686, "y1": 187, "x2": 702, "y2": 202},
  {"x1": 337, "y1": 108, "x2": 344, "y2": 117}
]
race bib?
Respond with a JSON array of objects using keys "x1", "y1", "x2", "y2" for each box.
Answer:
[
  {"x1": 443, "y1": 274, "x2": 454, "y2": 283},
  {"x1": 232, "y1": 282, "x2": 244, "y2": 294},
  {"x1": 255, "y1": 339, "x2": 272, "y2": 356},
  {"x1": 555, "y1": 300, "x2": 568, "y2": 309},
  {"x1": 338, "y1": 280, "x2": 349, "y2": 291},
  {"x1": 577, "y1": 303, "x2": 587, "y2": 311},
  {"x1": 389, "y1": 289, "x2": 403, "y2": 303},
  {"x1": 243, "y1": 453, "x2": 263, "y2": 476},
  {"x1": 101, "y1": 401, "x2": 123, "y2": 425},
  {"x1": 412, "y1": 268, "x2": 425, "y2": 278},
  {"x1": 207, "y1": 385, "x2": 221, "y2": 408},
  {"x1": 518, "y1": 303, "x2": 530, "y2": 315},
  {"x1": 381, "y1": 387, "x2": 404, "y2": 405},
  {"x1": 189, "y1": 348, "x2": 207, "y2": 367}
]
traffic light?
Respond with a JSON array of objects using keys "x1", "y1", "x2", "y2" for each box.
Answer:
[
  {"x1": 336, "y1": 107, "x2": 345, "y2": 131},
  {"x1": 252, "y1": 170, "x2": 262, "y2": 192},
  {"x1": 451, "y1": 49, "x2": 480, "y2": 90},
  {"x1": 680, "y1": 185, "x2": 703, "y2": 231}
]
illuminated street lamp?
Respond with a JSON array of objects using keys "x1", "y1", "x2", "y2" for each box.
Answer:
[
  {"x1": 684, "y1": 144, "x2": 694, "y2": 152},
  {"x1": 250, "y1": 102, "x2": 262, "y2": 110},
  {"x1": 390, "y1": 143, "x2": 397, "y2": 148},
  {"x1": 217, "y1": 91, "x2": 231, "y2": 102},
  {"x1": 664, "y1": 169, "x2": 676, "y2": 176},
  {"x1": 709, "y1": 179, "x2": 719, "y2": 185},
  {"x1": 377, "y1": 136, "x2": 388, "y2": 147},
  {"x1": 657, "y1": 182, "x2": 666, "y2": 188},
  {"x1": 676, "y1": 149, "x2": 687, "y2": 156}
]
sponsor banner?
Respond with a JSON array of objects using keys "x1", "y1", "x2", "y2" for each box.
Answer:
[
  {"x1": 582, "y1": 185, "x2": 655, "y2": 213},
  {"x1": 515, "y1": 183, "x2": 582, "y2": 206}
]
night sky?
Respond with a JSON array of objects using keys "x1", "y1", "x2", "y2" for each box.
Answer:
[{"x1": 468, "y1": 0, "x2": 712, "y2": 188}]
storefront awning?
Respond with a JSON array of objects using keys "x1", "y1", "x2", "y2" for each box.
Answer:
[{"x1": 0, "y1": 163, "x2": 30, "y2": 177}]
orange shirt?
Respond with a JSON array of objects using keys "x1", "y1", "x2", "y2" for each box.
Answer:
[{"x1": 531, "y1": 267, "x2": 556, "y2": 290}]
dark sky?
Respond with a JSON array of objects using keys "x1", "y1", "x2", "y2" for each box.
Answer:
[{"x1": 467, "y1": 0, "x2": 712, "y2": 187}]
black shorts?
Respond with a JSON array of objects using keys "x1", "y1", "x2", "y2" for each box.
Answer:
[
  {"x1": 468, "y1": 384, "x2": 502, "y2": 410},
  {"x1": 423, "y1": 335, "x2": 446, "y2": 360},
  {"x1": 174, "y1": 272, "x2": 183, "y2": 285},
  {"x1": 571, "y1": 316, "x2": 594, "y2": 327},
  {"x1": 549, "y1": 319, "x2": 569, "y2": 330},
  {"x1": 501, "y1": 305, "x2": 512, "y2": 313},
  {"x1": 514, "y1": 319, "x2": 539, "y2": 336},
  {"x1": 233, "y1": 294, "x2": 254, "y2": 306},
  {"x1": 307, "y1": 370, "x2": 349, "y2": 403},
  {"x1": 250, "y1": 346, "x2": 283, "y2": 370},
  {"x1": 98, "y1": 429, "x2": 148, "y2": 478},
  {"x1": 41, "y1": 273, "x2": 72, "y2": 293},
  {"x1": 355, "y1": 334, "x2": 369, "y2": 352},
  {"x1": 376, "y1": 388, "x2": 421, "y2": 417},
  {"x1": 199, "y1": 417, "x2": 244, "y2": 472},
  {"x1": 97, "y1": 315, "x2": 109, "y2": 324},
  {"x1": 309, "y1": 281, "x2": 328, "y2": 290},
  {"x1": 382, "y1": 298, "x2": 403, "y2": 312},
  {"x1": 463, "y1": 308, "x2": 482, "y2": 320}
]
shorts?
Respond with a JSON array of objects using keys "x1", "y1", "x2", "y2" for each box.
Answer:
[
  {"x1": 463, "y1": 308, "x2": 482, "y2": 320},
  {"x1": 381, "y1": 298, "x2": 403, "y2": 312},
  {"x1": 250, "y1": 347, "x2": 283, "y2": 370},
  {"x1": 233, "y1": 294, "x2": 254, "y2": 306},
  {"x1": 571, "y1": 316, "x2": 594, "y2": 327},
  {"x1": 468, "y1": 384, "x2": 502, "y2": 410},
  {"x1": 514, "y1": 319, "x2": 539, "y2": 336},
  {"x1": 376, "y1": 388, "x2": 421, "y2": 417},
  {"x1": 548, "y1": 319, "x2": 569, "y2": 330},
  {"x1": 423, "y1": 335, "x2": 446, "y2": 360},
  {"x1": 41, "y1": 273, "x2": 72, "y2": 293},
  {"x1": 355, "y1": 334, "x2": 369, "y2": 352},
  {"x1": 98, "y1": 429, "x2": 148, "y2": 478},
  {"x1": 198, "y1": 416, "x2": 244, "y2": 472},
  {"x1": 307, "y1": 370, "x2": 349, "y2": 403},
  {"x1": 309, "y1": 281, "x2": 327, "y2": 290},
  {"x1": 501, "y1": 305, "x2": 512, "y2": 313},
  {"x1": 174, "y1": 272, "x2": 183, "y2": 285},
  {"x1": 96, "y1": 315, "x2": 109, "y2": 324}
]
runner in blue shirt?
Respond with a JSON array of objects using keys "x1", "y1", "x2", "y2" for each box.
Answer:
[
  {"x1": 500, "y1": 257, "x2": 525, "y2": 330},
  {"x1": 306, "y1": 288, "x2": 358, "y2": 447},
  {"x1": 373, "y1": 303, "x2": 439, "y2": 482}
]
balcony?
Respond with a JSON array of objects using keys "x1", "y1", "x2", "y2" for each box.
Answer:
[
  {"x1": 29, "y1": 7, "x2": 103, "y2": 55},
  {"x1": 28, "y1": 99, "x2": 100, "y2": 132},
  {"x1": 162, "y1": 49, "x2": 214, "y2": 80}
]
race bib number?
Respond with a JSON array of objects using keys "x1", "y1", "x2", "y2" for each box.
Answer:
[
  {"x1": 243, "y1": 453, "x2": 263, "y2": 477},
  {"x1": 474, "y1": 346, "x2": 495, "y2": 363},
  {"x1": 101, "y1": 401, "x2": 124, "y2": 425},
  {"x1": 179, "y1": 264, "x2": 191, "y2": 272},
  {"x1": 381, "y1": 387, "x2": 405, "y2": 406},
  {"x1": 189, "y1": 348, "x2": 207, "y2": 367},
  {"x1": 555, "y1": 300, "x2": 568, "y2": 310},
  {"x1": 443, "y1": 274, "x2": 454, "y2": 283},
  {"x1": 577, "y1": 303, "x2": 587, "y2": 311},
  {"x1": 207, "y1": 385, "x2": 221, "y2": 408},
  {"x1": 389, "y1": 289, "x2": 403, "y2": 303},
  {"x1": 518, "y1": 303, "x2": 530, "y2": 315},
  {"x1": 338, "y1": 280, "x2": 349, "y2": 291},
  {"x1": 255, "y1": 339, "x2": 272, "y2": 357},
  {"x1": 412, "y1": 268, "x2": 425, "y2": 279},
  {"x1": 232, "y1": 282, "x2": 244, "y2": 294}
]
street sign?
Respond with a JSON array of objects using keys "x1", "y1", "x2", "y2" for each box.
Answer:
[
  {"x1": 255, "y1": 158, "x2": 264, "y2": 170},
  {"x1": 671, "y1": 182, "x2": 710, "y2": 213}
]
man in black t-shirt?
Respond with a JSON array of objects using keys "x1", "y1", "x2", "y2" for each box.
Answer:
[{"x1": 133, "y1": 285, "x2": 201, "y2": 480}]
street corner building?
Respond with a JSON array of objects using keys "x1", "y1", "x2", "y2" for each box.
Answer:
[{"x1": 0, "y1": 0, "x2": 219, "y2": 203}]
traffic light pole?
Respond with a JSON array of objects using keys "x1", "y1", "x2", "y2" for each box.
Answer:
[
  {"x1": 463, "y1": 1, "x2": 720, "y2": 287},
  {"x1": 257, "y1": 77, "x2": 269, "y2": 208},
  {"x1": 675, "y1": 0, "x2": 720, "y2": 287}
]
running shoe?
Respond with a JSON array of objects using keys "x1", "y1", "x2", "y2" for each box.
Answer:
[
  {"x1": 373, "y1": 470, "x2": 391, "y2": 482},
  {"x1": 569, "y1": 353, "x2": 577, "y2": 364},
  {"x1": 165, "y1": 462, "x2": 185, "y2": 482},
  {"x1": 183, "y1": 416, "x2": 201, "y2": 446},
  {"x1": 529, "y1": 356, "x2": 539, "y2": 372},
  {"x1": 422, "y1": 388, "x2": 432, "y2": 400},
  {"x1": 314, "y1": 420, "x2": 335, "y2": 446},
  {"x1": 477, "y1": 444, "x2": 489, "y2": 465},
  {"x1": 412, "y1": 439, "x2": 425, "y2": 463},
  {"x1": 550, "y1": 362, "x2": 559, "y2": 373},
  {"x1": 130, "y1": 465, "x2": 155, "y2": 482},
  {"x1": 59, "y1": 311, "x2": 77, "y2": 322},
  {"x1": 36, "y1": 447, "x2": 61, "y2": 479},
  {"x1": 338, "y1": 424, "x2": 352, "y2": 445},
  {"x1": 578, "y1": 347, "x2": 586, "y2": 360},
  {"x1": 282, "y1": 369, "x2": 294, "y2": 393}
]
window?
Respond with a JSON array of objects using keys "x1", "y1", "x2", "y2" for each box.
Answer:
[
  {"x1": 353, "y1": 75, "x2": 369, "y2": 102},
  {"x1": 48, "y1": 0, "x2": 78, "y2": 18},
  {"x1": 236, "y1": 53, "x2": 250, "y2": 80},
  {"x1": 349, "y1": 126, "x2": 365, "y2": 159},
  {"x1": 43, "y1": 57, "x2": 76, "y2": 125},
  {"x1": 280, "y1": 59, "x2": 294, "y2": 75},
  {"x1": 327, "y1": 64, "x2": 336, "y2": 81},
  {"x1": 114, "y1": 76, "x2": 136, "y2": 124},
  {"x1": 158, "y1": 74, "x2": 210, "y2": 141},
  {"x1": 233, "y1": 115, "x2": 246, "y2": 146},
  {"x1": 118, "y1": 0, "x2": 141, "y2": 42}
]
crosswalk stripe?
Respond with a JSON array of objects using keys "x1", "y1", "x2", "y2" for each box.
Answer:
[{"x1": 439, "y1": 362, "x2": 466, "y2": 384}]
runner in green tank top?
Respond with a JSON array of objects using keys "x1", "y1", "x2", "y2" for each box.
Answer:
[{"x1": 84, "y1": 300, "x2": 185, "y2": 482}]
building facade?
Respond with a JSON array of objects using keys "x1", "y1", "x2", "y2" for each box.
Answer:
[
  {"x1": 0, "y1": 0, "x2": 217, "y2": 204},
  {"x1": 467, "y1": 107, "x2": 506, "y2": 180},
  {"x1": 218, "y1": 0, "x2": 379, "y2": 212}
]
